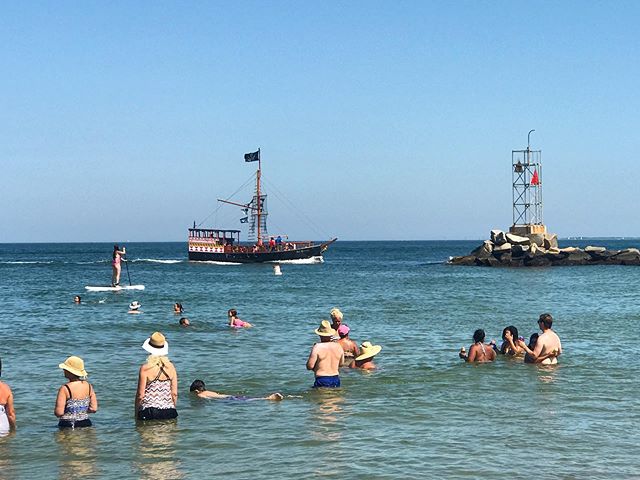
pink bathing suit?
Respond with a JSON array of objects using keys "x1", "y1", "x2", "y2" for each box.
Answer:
[
  {"x1": 232, "y1": 318, "x2": 247, "y2": 328},
  {"x1": 113, "y1": 255, "x2": 121, "y2": 266}
]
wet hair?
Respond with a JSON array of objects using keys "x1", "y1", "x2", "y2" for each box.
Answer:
[
  {"x1": 473, "y1": 329, "x2": 485, "y2": 343},
  {"x1": 528, "y1": 333, "x2": 539, "y2": 349},
  {"x1": 539, "y1": 313, "x2": 553, "y2": 329},
  {"x1": 74, "y1": 295, "x2": 81, "y2": 303},
  {"x1": 179, "y1": 317, "x2": 189, "y2": 326},
  {"x1": 228, "y1": 309, "x2": 237, "y2": 317},
  {"x1": 501, "y1": 325, "x2": 519, "y2": 340},
  {"x1": 190, "y1": 379, "x2": 206, "y2": 392},
  {"x1": 174, "y1": 303, "x2": 183, "y2": 312},
  {"x1": 113, "y1": 245, "x2": 119, "y2": 260}
]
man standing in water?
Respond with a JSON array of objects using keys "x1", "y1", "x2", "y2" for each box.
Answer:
[
  {"x1": 306, "y1": 320, "x2": 344, "y2": 388},
  {"x1": 519, "y1": 313, "x2": 562, "y2": 364}
]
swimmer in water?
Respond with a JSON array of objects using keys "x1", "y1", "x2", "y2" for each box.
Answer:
[
  {"x1": 74, "y1": 296, "x2": 81, "y2": 304},
  {"x1": 128, "y1": 301, "x2": 142, "y2": 314},
  {"x1": 179, "y1": 317, "x2": 190, "y2": 327},
  {"x1": 337, "y1": 324, "x2": 359, "y2": 367},
  {"x1": 173, "y1": 303, "x2": 184, "y2": 314},
  {"x1": 189, "y1": 380, "x2": 282, "y2": 401},
  {"x1": 352, "y1": 341, "x2": 382, "y2": 370},
  {"x1": 459, "y1": 329, "x2": 496, "y2": 363},
  {"x1": 228, "y1": 309, "x2": 252, "y2": 328},
  {"x1": 500, "y1": 325, "x2": 524, "y2": 356}
]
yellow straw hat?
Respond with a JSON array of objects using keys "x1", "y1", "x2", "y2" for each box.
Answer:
[
  {"x1": 355, "y1": 341, "x2": 382, "y2": 361},
  {"x1": 142, "y1": 332, "x2": 169, "y2": 356},
  {"x1": 59, "y1": 356, "x2": 88, "y2": 377},
  {"x1": 314, "y1": 320, "x2": 336, "y2": 337}
]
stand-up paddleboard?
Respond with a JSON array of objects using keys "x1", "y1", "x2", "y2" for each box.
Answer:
[{"x1": 85, "y1": 285, "x2": 145, "y2": 292}]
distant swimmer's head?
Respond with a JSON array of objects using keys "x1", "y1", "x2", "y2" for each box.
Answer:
[
  {"x1": 142, "y1": 331, "x2": 169, "y2": 356},
  {"x1": 59, "y1": 356, "x2": 88, "y2": 380},
  {"x1": 538, "y1": 313, "x2": 553, "y2": 329},
  {"x1": 330, "y1": 308, "x2": 343, "y2": 323},
  {"x1": 129, "y1": 301, "x2": 141, "y2": 311},
  {"x1": 473, "y1": 329, "x2": 486, "y2": 344},
  {"x1": 179, "y1": 317, "x2": 190, "y2": 327},
  {"x1": 174, "y1": 303, "x2": 183, "y2": 313},
  {"x1": 74, "y1": 295, "x2": 81, "y2": 304},
  {"x1": 501, "y1": 325, "x2": 518, "y2": 340},
  {"x1": 228, "y1": 309, "x2": 238, "y2": 317},
  {"x1": 190, "y1": 379, "x2": 206, "y2": 393},
  {"x1": 337, "y1": 324, "x2": 350, "y2": 338}
]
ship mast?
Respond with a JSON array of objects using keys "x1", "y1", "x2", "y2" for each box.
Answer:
[{"x1": 256, "y1": 153, "x2": 262, "y2": 245}]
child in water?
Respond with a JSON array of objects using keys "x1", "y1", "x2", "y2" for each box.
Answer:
[{"x1": 189, "y1": 380, "x2": 282, "y2": 401}]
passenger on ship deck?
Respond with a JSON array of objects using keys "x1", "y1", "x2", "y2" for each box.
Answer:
[
  {"x1": 352, "y1": 341, "x2": 382, "y2": 370},
  {"x1": 0, "y1": 357, "x2": 17, "y2": 434},
  {"x1": 189, "y1": 380, "x2": 283, "y2": 401},
  {"x1": 337, "y1": 325, "x2": 359, "y2": 367},
  {"x1": 55, "y1": 356, "x2": 98, "y2": 429},
  {"x1": 459, "y1": 329, "x2": 497, "y2": 363},
  {"x1": 268, "y1": 237, "x2": 276, "y2": 251},
  {"x1": 136, "y1": 332, "x2": 178, "y2": 421},
  {"x1": 111, "y1": 244, "x2": 126, "y2": 287},
  {"x1": 228, "y1": 309, "x2": 252, "y2": 328},
  {"x1": 518, "y1": 313, "x2": 562, "y2": 364},
  {"x1": 306, "y1": 320, "x2": 344, "y2": 388}
]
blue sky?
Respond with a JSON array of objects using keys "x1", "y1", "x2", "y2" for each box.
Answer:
[{"x1": 2, "y1": 1, "x2": 639, "y2": 242}]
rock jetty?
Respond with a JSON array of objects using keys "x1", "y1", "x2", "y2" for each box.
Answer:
[{"x1": 449, "y1": 230, "x2": 640, "y2": 267}]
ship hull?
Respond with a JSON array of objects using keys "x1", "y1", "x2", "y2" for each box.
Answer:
[{"x1": 188, "y1": 243, "x2": 327, "y2": 263}]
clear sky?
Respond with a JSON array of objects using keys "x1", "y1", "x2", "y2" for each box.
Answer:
[{"x1": 2, "y1": 1, "x2": 639, "y2": 242}]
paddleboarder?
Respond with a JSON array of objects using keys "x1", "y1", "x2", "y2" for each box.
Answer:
[{"x1": 111, "y1": 245, "x2": 126, "y2": 287}]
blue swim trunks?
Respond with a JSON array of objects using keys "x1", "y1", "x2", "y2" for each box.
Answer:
[{"x1": 313, "y1": 375, "x2": 340, "y2": 388}]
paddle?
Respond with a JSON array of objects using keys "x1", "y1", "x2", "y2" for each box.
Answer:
[{"x1": 124, "y1": 258, "x2": 132, "y2": 286}]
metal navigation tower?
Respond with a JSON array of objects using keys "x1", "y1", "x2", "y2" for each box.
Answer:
[{"x1": 510, "y1": 130, "x2": 544, "y2": 235}]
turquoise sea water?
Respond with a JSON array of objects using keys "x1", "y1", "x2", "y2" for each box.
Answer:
[{"x1": 1, "y1": 240, "x2": 639, "y2": 479}]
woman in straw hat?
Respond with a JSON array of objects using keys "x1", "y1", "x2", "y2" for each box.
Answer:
[
  {"x1": 352, "y1": 341, "x2": 382, "y2": 370},
  {"x1": 55, "y1": 356, "x2": 98, "y2": 429},
  {"x1": 135, "y1": 332, "x2": 178, "y2": 421},
  {"x1": 0, "y1": 357, "x2": 17, "y2": 434}
]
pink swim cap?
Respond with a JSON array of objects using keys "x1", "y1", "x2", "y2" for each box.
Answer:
[{"x1": 337, "y1": 325, "x2": 350, "y2": 336}]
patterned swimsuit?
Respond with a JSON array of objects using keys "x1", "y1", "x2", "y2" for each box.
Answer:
[
  {"x1": 138, "y1": 364, "x2": 178, "y2": 421},
  {"x1": 59, "y1": 383, "x2": 92, "y2": 429}
]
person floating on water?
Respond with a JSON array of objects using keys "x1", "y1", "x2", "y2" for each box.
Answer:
[
  {"x1": 173, "y1": 303, "x2": 184, "y2": 314},
  {"x1": 179, "y1": 317, "x2": 190, "y2": 327},
  {"x1": 189, "y1": 380, "x2": 283, "y2": 401},
  {"x1": 73, "y1": 296, "x2": 81, "y2": 304},
  {"x1": 228, "y1": 309, "x2": 252, "y2": 328},
  {"x1": 55, "y1": 356, "x2": 98, "y2": 429},
  {"x1": 518, "y1": 313, "x2": 562, "y2": 364},
  {"x1": 111, "y1": 244, "x2": 126, "y2": 287},
  {"x1": 128, "y1": 301, "x2": 142, "y2": 314},
  {"x1": 306, "y1": 320, "x2": 344, "y2": 388},
  {"x1": 459, "y1": 329, "x2": 497, "y2": 363},
  {"x1": 352, "y1": 341, "x2": 382, "y2": 369}
]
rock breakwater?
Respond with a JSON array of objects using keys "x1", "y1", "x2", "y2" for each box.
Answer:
[{"x1": 449, "y1": 230, "x2": 640, "y2": 267}]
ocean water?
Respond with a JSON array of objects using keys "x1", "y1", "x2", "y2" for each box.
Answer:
[{"x1": 0, "y1": 240, "x2": 639, "y2": 479}]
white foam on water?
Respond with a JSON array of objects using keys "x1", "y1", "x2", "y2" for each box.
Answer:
[
  {"x1": 269, "y1": 256, "x2": 324, "y2": 265},
  {"x1": 1, "y1": 260, "x2": 54, "y2": 264},
  {"x1": 132, "y1": 258, "x2": 183, "y2": 264}
]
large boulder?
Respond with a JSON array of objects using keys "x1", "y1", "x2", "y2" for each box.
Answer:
[
  {"x1": 613, "y1": 248, "x2": 640, "y2": 265},
  {"x1": 543, "y1": 233, "x2": 558, "y2": 250},
  {"x1": 470, "y1": 240, "x2": 494, "y2": 258},
  {"x1": 511, "y1": 244, "x2": 530, "y2": 257},
  {"x1": 448, "y1": 255, "x2": 477, "y2": 266},
  {"x1": 506, "y1": 233, "x2": 531, "y2": 245},
  {"x1": 493, "y1": 231, "x2": 508, "y2": 246},
  {"x1": 493, "y1": 242, "x2": 512, "y2": 252},
  {"x1": 490, "y1": 230, "x2": 503, "y2": 244},
  {"x1": 585, "y1": 246, "x2": 606, "y2": 253},
  {"x1": 528, "y1": 233, "x2": 545, "y2": 247}
]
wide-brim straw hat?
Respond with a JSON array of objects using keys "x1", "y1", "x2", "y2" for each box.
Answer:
[
  {"x1": 314, "y1": 320, "x2": 336, "y2": 337},
  {"x1": 59, "y1": 356, "x2": 88, "y2": 377},
  {"x1": 142, "y1": 331, "x2": 169, "y2": 356},
  {"x1": 129, "y1": 301, "x2": 141, "y2": 310},
  {"x1": 355, "y1": 341, "x2": 382, "y2": 361}
]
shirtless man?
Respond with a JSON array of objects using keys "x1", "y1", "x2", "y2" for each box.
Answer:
[
  {"x1": 459, "y1": 329, "x2": 496, "y2": 363},
  {"x1": 306, "y1": 320, "x2": 344, "y2": 388},
  {"x1": 518, "y1": 313, "x2": 562, "y2": 364},
  {"x1": 0, "y1": 358, "x2": 17, "y2": 433}
]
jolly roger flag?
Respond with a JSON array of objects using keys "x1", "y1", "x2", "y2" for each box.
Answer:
[{"x1": 244, "y1": 149, "x2": 260, "y2": 162}]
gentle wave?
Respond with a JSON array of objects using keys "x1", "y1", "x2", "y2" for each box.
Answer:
[{"x1": 1, "y1": 260, "x2": 54, "y2": 264}]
